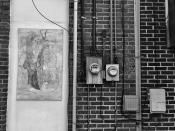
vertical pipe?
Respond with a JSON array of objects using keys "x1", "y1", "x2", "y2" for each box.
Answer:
[
  {"x1": 113, "y1": 0, "x2": 118, "y2": 130},
  {"x1": 73, "y1": 0, "x2": 78, "y2": 131},
  {"x1": 134, "y1": 0, "x2": 142, "y2": 131},
  {"x1": 92, "y1": 0, "x2": 97, "y2": 56},
  {"x1": 87, "y1": 85, "x2": 90, "y2": 131},
  {"x1": 114, "y1": 0, "x2": 117, "y2": 63},
  {"x1": 121, "y1": 0, "x2": 126, "y2": 113},
  {"x1": 80, "y1": 0, "x2": 85, "y2": 79},
  {"x1": 102, "y1": 30, "x2": 106, "y2": 67},
  {"x1": 110, "y1": 0, "x2": 113, "y2": 63}
]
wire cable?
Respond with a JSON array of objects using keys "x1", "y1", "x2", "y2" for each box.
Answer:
[
  {"x1": 32, "y1": 0, "x2": 69, "y2": 32},
  {"x1": 87, "y1": 85, "x2": 90, "y2": 131},
  {"x1": 100, "y1": 85, "x2": 103, "y2": 119},
  {"x1": 114, "y1": 81, "x2": 118, "y2": 131},
  {"x1": 114, "y1": 0, "x2": 117, "y2": 64},
  {"x1": 80, "y1": 0, "x2": 86, "y2": 81},
  {"x1": 121, "y1": 0, "x2": 126, "y2": 114},
  {"x1": 110, "y1": 0, "x2": 113, "y2": 63}
]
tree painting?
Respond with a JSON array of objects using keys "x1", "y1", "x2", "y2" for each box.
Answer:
[{"x1": 17, "y1": 29, "x2": 63, "y2": 101}]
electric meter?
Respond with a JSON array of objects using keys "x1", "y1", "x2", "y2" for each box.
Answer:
[
  {"x1": 89, "y1": 63, "x2": 101, "y2": 75},
  {"x1": 106, "y1": 64, "x2": 119, "y2": 81},
  {"x1": 107, "y1": 66, "x2": 118, "y2": 77},
  {"x1": 86, "y1": 57, "x2": 103, "y2": 84}
]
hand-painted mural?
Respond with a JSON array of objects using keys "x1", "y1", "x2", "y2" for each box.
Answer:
[{"x1": 17, "y1": 28, "x2": 63, "y2": 101}]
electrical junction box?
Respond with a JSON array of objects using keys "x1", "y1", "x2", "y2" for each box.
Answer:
[
  {"x1": 106, "y1": 64, "x2": 119, "y2": 81},
  {"x1": 123, "y1": 95, "x2": 139, "y2": 111},
  {"x1": 150, "y1": 89, "x2": 166, "y2": 113},
  {"x1": 86, "y1": 57, "x2": 103, "y2": 84}
]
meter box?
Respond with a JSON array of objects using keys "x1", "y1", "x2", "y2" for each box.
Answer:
[
  {"x1": 123, "y1": 95, "x2": 139, "y2": 111},
  {"x1": 150, "y1": 89, "x2": 166, "y2": 113},
  {"x1": 106, "y1": 64, "x2": 119, "y2": 81},
  {"x1": 86, "y1": 57, "x2": 103, "y2": 84}
]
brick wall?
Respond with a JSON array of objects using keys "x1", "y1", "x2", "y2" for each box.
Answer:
[
  {"x1": 0, "y1": 0, "x2": 175, "y2": 131},
  {"x1": 140, "y1": 0, "x2": 175, "y2": 130},
  {"x1": 0, "y1": 0, "x2": 9, "y2": 131},
  {"x1": 69, "y1": 0, "x2": 137, "y2": 130},
  {"x1": 69, "y1": 0, "x2": 175, "y2": 131}
]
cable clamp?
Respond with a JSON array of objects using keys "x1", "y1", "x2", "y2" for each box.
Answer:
[
  {"x1": 81, "y1": 16, "x2": 87, "y2": 20},
  {"x1": 92, "y1": 16, "x2": 97, "y2": 20}
]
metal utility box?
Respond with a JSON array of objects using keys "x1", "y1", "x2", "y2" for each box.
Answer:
[
  {"x1": 86, "y1": 57, "x2": 103, "y2": 84},
  {"x1": 123, "y1": 95, "x2": 139, "y2": 111},
  {"x1": 150, "y1": 89, "x2": 166, "y2": 113},
  {"x1": 106, "y1": 64, "x2": 119, "y2": 81}
]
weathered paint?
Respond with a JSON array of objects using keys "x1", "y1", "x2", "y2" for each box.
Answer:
[{"x1": 7, "y1": 0, "x2": 69, "y2": 131}]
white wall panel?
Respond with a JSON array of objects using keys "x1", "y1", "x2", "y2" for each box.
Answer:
[{"x1": 7, "y1": 0, "x2": 69, "y2": 131}]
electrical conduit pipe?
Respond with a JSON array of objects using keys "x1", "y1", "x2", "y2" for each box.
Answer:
[
  {"x1": 134, "y1": 0, "x2": 142, "y2": 130},
  {"x1": 110, "y1": 0, "x2": 113, "y2": 63},
  {"x1": 73, "y1": 0, "x2": 78, "y2": 131}
]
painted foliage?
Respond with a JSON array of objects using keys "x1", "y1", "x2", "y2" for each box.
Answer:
[{"x1": 17, "y1": 28, "x2": 63, "y2": 101}]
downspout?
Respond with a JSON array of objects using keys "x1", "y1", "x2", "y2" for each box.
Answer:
[
  {"x1": 134, "y1": 0, "x2": 142, "y2": 131},
  {"x1": 73, "y1": 0, "x2": 78, "y2": 131}
]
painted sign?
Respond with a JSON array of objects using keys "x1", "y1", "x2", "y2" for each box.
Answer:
[{"x1": 17, "y1": 28, "x2": 63, "y2": 101}]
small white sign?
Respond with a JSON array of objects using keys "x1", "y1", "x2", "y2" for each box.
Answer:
[{"x1": 150, "y1": 89, "x2": 166, "y2": 113}]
